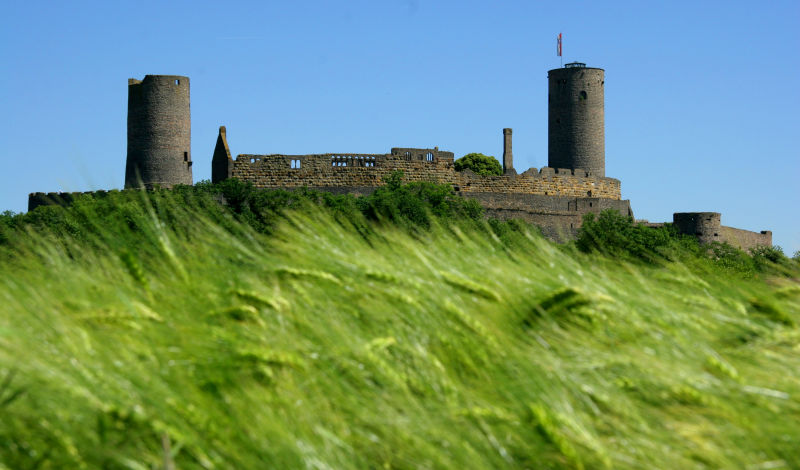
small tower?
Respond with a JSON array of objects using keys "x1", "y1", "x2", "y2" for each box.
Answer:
[
  {"x1": 548, "y1": 62, "x2": 605, "y2": 176},
  {"x1": 125, "y1": 75, "x2": 192, "y2": 188},
  {"x1": 673, "y1": 212, "x2": 721, "y2": 244}
]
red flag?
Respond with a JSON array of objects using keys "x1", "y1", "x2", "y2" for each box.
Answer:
[{"x1": 557, "y1": 33, "x2": 562, "y2": 57}]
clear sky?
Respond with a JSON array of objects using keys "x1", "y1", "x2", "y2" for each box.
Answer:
[{"x1": 2, "y1": 0, "x2": 798, "y2": 252}]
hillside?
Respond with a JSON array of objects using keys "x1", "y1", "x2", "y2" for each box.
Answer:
[{"x1": 1, "y1": 190, "x2": 799, "y2": 469}]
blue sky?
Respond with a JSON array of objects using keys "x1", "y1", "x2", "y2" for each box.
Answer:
[{"x1": 2, "y1": 0, "x2": 798, "y2": 252}]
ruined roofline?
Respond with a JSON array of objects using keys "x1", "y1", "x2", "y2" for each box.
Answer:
[{"x1": 231, "y1": 147, "x2": 452, "y2": 161}]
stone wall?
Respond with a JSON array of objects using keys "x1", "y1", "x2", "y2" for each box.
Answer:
[
  {"x1": 208, "y1": 125, "x2": 627, "y2": 242},
  {"x1": 719, "y1": 226, "x2": 773, "y2": 251},
  {"x1": 672, "y1": 212, "x2": 771, "y2": 249},
  {"x1": 28, "y1": 191, "x2": 115, "y2": 212},
  {"x1": 222, "y1": 149, "x2": 622, "y2": 200},
  {"x1": 466, "y1": 192, "x2": 632, "y2": 241}
]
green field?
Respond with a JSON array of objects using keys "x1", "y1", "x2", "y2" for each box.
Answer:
[{"x1": 1, "y1": 188, "x2": 799, "y2": 469}]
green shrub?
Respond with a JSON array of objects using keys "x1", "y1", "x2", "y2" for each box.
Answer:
[
  {"x1": 454, "y1": 153, "x2": 503, "y2": 176},
  {"x1": 707, "y1": 242, "x2": 757, "y2": 277},
  {"x1": 358, "y1": 171, "x2": 483, "y2": 229},
  {"x1": 575, "y1": 210, "x2": 697, "y2": 263},
  {"x1": 1, "y1": 175, "x2": 486, "y2": 250}
]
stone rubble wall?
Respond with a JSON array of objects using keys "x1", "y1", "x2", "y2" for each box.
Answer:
[{"x1": 228, "y1": 150, "x2": 622, "y2": 200}]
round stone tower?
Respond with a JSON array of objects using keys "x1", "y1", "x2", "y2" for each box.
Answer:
[
  {"x1": 125, "y1": 75, "x2": 192, "y2": 188},
  {"x1": 673, "y1": 212, "x2": 721, "y2": 245},
  {"x1": 548, "y1": 62, "x2": 605, "y2": 177}
]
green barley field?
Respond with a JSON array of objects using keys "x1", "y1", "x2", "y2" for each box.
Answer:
[{"x1": 1, "y1": 188, "x2": 798, "y2": 469}]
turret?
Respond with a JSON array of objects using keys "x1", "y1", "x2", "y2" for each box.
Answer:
[{"x1": 125, "y1": 75, "x2": 192, "y2": 188}]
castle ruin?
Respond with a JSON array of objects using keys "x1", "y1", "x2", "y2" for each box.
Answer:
[{"x1": 27, "y1": 65, "x2": 772, "y2": 249}]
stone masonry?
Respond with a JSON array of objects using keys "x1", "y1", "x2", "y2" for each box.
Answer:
[
  {"x1": 125, "y1": 75, "x2": 193, "y2": 188},
  {"x1": 548, "y1": 63, "x2": 605, "y2": 177},
  {"x1": 212, "y1": 125, "x2": 631, "y2": 240}
]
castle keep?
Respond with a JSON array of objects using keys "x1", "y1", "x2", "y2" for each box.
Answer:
[
  {"x1": 27, "y1": 66, "x2": 772, "y2": 249},
  {"x1": 125, "y1": 75, "x2": 193, "y2": 188},
  {"x1": 548, "y1": 63, "x2": 605, "y2": 177}
]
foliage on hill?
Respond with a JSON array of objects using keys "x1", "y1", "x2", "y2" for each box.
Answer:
[
  {"x1": 0, "y1": 173, "x2": 489, "y2": 253},
  {"x1": 0, "y1": 194, "x2": 798, "y2": 469},
  {"x1": 576, "y1": 209, "x2": 798, "y2": 278},
  {"x1": 454, "y1": 152, "x2": 503, "y2": 176}
]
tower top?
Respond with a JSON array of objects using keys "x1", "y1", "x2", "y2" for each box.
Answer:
[{"x1": 549, "y1": 63, "x2": 604, "y2": 73}]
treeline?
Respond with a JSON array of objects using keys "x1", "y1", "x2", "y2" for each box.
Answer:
[
  {"x1": 0, "y1": 172, "x2": 491, "y2": 255},
  {"x1": 1, "y1": 173, "x2": 797, "y2": 277}
]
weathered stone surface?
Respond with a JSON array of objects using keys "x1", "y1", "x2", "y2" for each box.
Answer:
[
  {"x1": 223, "y1": 148, "x2": 623, "y2": 200},
  {"x1": 126, "y1": 75, "x2": 192, "y2": 189},
  {"x1": 548, "y1": 64, "x2": 605, "y2": 177},
  {"x1": 672, "y1": 212, "x2": 771, "y2": 250}
]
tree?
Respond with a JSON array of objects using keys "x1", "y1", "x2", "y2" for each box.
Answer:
[{"x1": 454, "y1": 153, "x2": 502, "y2": 176}]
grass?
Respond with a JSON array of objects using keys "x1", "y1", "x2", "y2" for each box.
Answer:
[{"x1": 0, "y1": 198, "x2": 798, "y2": 469}]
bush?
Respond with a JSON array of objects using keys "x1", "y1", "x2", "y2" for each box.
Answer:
[
  {"x1": 575, "y1": 210, "x2": 697, "y2": 263},
  {"x1": 1, "y1": 175, "x2": 487, "y2": 251},
  {"x1": 454, "y1": 153, "x2": 502, "y2": 176},
  {"x1": 358, "y1": 171, "x2": 483, "y2": 229},
  {"x1": 707, "y1": 242, "x2": 757, "y2": 277}
]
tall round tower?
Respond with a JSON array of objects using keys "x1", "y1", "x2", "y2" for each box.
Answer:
[
  {"x1": 548, "y1": 63, "x2": 604, "y2": 177},
  {"x1": 125, "y1": 75, "x2": 192, "y2": 188}
]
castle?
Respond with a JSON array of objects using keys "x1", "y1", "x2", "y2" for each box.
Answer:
[{"x1": 28, "y1": 64, "x2": 772, "y2": 249}]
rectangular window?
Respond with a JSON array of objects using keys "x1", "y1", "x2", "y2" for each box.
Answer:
[{"x1": 291, "y1": 159, "x2": 301, "y2": 169}]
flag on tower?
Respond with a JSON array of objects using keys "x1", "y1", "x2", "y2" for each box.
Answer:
[{"x1": 557, "y1": 33, "x2": 562, "y2": 57}]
